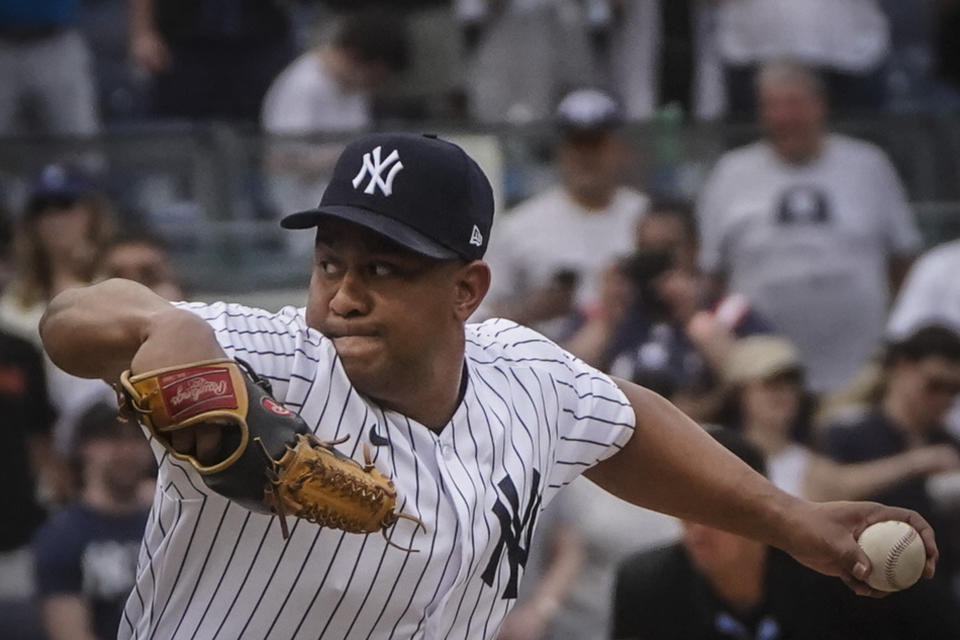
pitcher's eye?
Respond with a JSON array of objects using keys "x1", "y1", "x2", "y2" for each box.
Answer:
[{"x1": 318, "y1": 260, "x2": 340, "y2": 276}]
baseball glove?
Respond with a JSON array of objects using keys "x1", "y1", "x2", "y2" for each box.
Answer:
[{"x1": 116, "y1": 358, "x2": 422, "y2": 548}]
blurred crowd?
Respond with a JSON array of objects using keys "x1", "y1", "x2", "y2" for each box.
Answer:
[
  {"x1": 485, "y1": 68, "x2": 960, "y2": 640},
  {"x1": 1, "y1": 0, "x2": 960, "y2": 138},
  {"x1": 2, "y1": 1, "x2": 960, "y2": 640}
]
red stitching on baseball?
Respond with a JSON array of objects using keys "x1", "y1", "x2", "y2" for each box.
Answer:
[{"x1": 885, "y1": 527, "x2": 917, "y2": 590}]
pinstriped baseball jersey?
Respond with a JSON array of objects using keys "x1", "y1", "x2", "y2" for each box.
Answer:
[{"x1": 120, "y1": 301, "x2": 635, "y2": 640}]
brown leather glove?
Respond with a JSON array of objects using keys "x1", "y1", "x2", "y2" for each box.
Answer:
[{"x1": 117, "y1": 358, "x2": 422, "y2": 547}]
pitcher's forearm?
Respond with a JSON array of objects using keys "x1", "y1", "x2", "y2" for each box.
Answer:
[
  {"x1": 586, "y1": 380, "x2": 807, "y2": 550},
  {"x1": 40, "y1": 279, "x2": 223, "y2": 382}
]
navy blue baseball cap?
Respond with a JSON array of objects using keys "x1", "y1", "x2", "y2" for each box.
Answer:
[
  {"x1": 281, "y1": 133, "x2": 494, "y2": 261},
  {"x1": 26, "y1": 163, "x2": 98, "y2": 215}
]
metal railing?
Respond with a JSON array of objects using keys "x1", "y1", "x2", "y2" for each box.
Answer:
[{"x1": 1, "y1": 114, "x2": 958, "y2": 294}]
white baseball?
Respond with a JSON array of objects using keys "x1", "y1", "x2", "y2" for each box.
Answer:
[{"x1": 856, "y1": 521, "x2": 926, "y2": 592}]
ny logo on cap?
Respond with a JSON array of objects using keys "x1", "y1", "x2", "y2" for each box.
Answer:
[{"x1": 352, "y1": 146, "x2": 404, "y2": 196}]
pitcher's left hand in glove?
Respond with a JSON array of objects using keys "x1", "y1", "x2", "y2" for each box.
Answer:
[{"x1": 117, "y1": 358, "x2": 423, "y2": 548}]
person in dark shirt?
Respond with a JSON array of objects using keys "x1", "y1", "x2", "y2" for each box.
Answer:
[
  {"x1": 0, "y1": 328, "x2": 54, "y2": 552},
  {"x1": 0, "y1": 327, "x2": 55, "y2": 640},
  {"x1": 0, "y1": 0, "x2": 100, "y2": 135},
  {"x1": 129, "y1": 0, "x2": 295, "y2": 120},
  {"x1": 597, "y1": 247, "x2": 768, "y2": 421},
  {"x1": 613, "y1": 425, "x2": 960, "y2": 640},
  {"x1": 33, "y1": 402, "x2": 152, "y2": 640},
  {"x1": 825, "y1": 325, "x2": 960, "y2": 595}
]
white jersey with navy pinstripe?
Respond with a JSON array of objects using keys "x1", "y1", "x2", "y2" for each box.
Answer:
[{"x1": 120, "y1": 302, "x2": 636, "y2": 640}]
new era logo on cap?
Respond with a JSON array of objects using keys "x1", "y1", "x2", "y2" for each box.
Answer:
[
  {"x1": 280, "y1": 133, "x2": 494, "y2": 261},
  {"x1": 352, "y1": 146, "x2": 404, "y2": 196}
]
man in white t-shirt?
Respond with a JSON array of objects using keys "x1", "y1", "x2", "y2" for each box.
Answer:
[
  {"x1": 261, "y1": 10, "x2": 408, "y2": 135},
  {"x1": 888, "y1": 239, "x2": 960, "y2": 339},
  {"x1": 715, "y1": 0, "x2": 890, "y2": 115},
  {"x1": 483, "y1": 89, "x2": 648, "y2": 340},
  {"x1": 697, "y1": 61, "x2": 921, "y2": 392}
]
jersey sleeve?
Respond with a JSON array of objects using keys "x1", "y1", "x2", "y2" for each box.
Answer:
[
  {"x1": 173, "y1": 301, "x2": 311, "y2": 404},
  {"x1": 469, "y1": 320, "x2": 636, "y2": 493},
  {"x1": 548, "y1": 344, "x2": 636, "y2": 490}
]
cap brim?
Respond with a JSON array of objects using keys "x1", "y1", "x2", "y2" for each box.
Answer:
[
  {"x1": 280, "y1": 205, "x2": 460, "y2": 260},
  {"x1": 559, "y1": 122, "x2": 621, "y2": 136}
]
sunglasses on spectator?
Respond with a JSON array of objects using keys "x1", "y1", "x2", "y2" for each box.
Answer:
[
  {"x1": 923, "y1": 377, "x2": 960, "y2": 397},
  {"x1": 28, "y1": 195, "x2": 79, "y2": 216}
]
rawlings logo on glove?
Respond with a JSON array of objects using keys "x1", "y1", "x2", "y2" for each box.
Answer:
[{"x1": 117, "y1": 358, "x2": 423, "y2": 549}]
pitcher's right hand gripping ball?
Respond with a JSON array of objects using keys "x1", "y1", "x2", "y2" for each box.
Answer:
[{"x1": 117, "y1": 358, "x2": 423, "y2": 548}]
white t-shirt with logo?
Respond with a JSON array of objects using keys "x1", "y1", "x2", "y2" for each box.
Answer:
[
  {"x1": 715, "y1": 0, "x2": 890, "y2": 72},
  {"x1": 697, "y1": 134, "x2": 920, "y2": 391}
]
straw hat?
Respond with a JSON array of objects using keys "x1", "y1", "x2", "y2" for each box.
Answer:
[{"x1": 724, "y1": 335, "x2": 803, "y2": 386}]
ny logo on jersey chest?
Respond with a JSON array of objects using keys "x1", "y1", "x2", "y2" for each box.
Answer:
[
  {"x1": 352, "y1": 145, "x2": 404, "y2": 196},
  {"x1": 481, "y1": 469, "x2": 542, "y2": 599}
]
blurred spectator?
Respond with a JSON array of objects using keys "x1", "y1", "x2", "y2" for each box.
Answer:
[
  {"x1": 455, "y1": 0, "x2": 597, "y2": 124},
  {"x1": 0, "y1": 326, "x2": 56, "y2": 640},
  {"x1": 886, "y1": 238, "x2": 960, "y2": 438},
  {"x1": 697, "y1": 60, "x2": 921, "y2": 393},
  {"x1": 606, "y1": 252, "x2": 710, "y2": 394},
  {"x1": 599, "y1": 0, "x2": 724, "y2": 120},
  {"x1": 129, "y1": 0, "x2": 294, "y2": 121},
  {"x1": 824, "y1": 325, "x2": 960, "y2": 590},
  {"x1": 876, "y1": 0, "x2": 960, "y2": 113},
  {"x1": 0, "y1": 163, "x2": 116, "y2": 457},
  {"x1": 565, "y1": 245, "x2": 769, "y2": 421},
  {"x1": 483, "y1": 89, "x2": 647, "y2": 340},
  {"x1": 0, "y1": 0, "x2": 100, "y2": 135},
  {"x1": 937, "y1": 0, "x2": 960, "y2": 93},
  {"x1": 103, "y1": 232, "x2": 182, "y2": 300},
  {"x1": 715, "y1": 0, "x2": 890, "y2": 116},
  {"x1": 33, "y1": 402, "x2": 152, "y2": 640},
  {"x1": 718, "y1": 335, "x2": 959, "y2": 501},
  {"x1": 613, "y1": 424, "x2": 960, "y2": 640},
  {"x1": 0, "y1": 163, "x2": 114, "y2": 341},
  {"x1": 261, "y1": 9, "x2": 410, "y2": 257},
  {"x1": 498, "y1": 476, "x2": 679, "y2": 640},
  {"x1": 888, "y1": 238, "x2": 960, "y2": 339},
  {"x1": 79, "y1": 0, "x2": 150, "y2": 123},
  {"x1": 262, "y1": 8, "x2": 409, "y2": 135},
  {"x1": 633, "y1": 200, "x2": 698, "y2": 272},
  {"x1": 0, "y1": 205, "x2": 12, "y2": 292}
]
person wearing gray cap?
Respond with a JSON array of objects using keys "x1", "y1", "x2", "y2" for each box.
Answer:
[{"x1": 482, "y1": 89, "x2": 648, "y2": 341}]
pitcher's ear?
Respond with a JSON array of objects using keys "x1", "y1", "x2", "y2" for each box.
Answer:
[{"x1": 453, "y1": 260, "x2": 491, "y2": 321}]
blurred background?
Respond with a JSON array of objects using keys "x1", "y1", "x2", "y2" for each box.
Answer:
[{"x1": 2, "y1": 1, "x2": 960, "y2": 639}]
